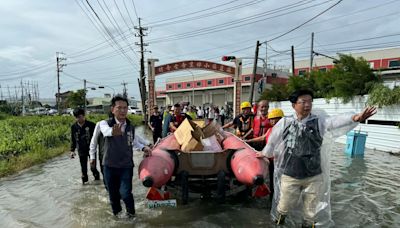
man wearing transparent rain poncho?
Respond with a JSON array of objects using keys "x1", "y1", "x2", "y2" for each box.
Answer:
[{"x1": 258, "y1": 89, "x2": 376, "y2": 227}]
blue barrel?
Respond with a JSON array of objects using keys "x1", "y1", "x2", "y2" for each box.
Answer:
[{"x1": 345, "y1": 130, "x2": 368, "y2": 156}]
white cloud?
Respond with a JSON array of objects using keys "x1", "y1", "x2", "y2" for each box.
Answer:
[
  {"x1": 0, "y1": 0, "x2": 399, "y2": 99},
  {"x1": 0, "y1": 46, "x2": 43, "y2": 65}
]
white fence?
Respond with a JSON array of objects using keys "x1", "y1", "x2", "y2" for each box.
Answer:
[{"x1": 269, "y1": 96, "x2": 400, "y2": 153}]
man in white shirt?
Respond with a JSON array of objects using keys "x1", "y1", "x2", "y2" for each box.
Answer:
[
  {"x1": 197, "y1": 106, "x2": 204, "y2": 119},
  {"x1": 258, "y1": 89, "x2": 376, "y2": 227},
  {"x1": 98, "y1": 96, "x2": 151, "y2": 218}
]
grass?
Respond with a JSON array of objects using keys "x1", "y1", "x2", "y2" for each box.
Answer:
[
  {"x1": 0, "y1": 145, "x2": 69, "y2": 177},
  {"x1": 0, "y1": 114, "x2": 143, "y2": 178}
]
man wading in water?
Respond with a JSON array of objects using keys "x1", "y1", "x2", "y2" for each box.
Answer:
[
  {"x1": 99, "y1": 96, "x2": 152, "y2": 218},
  {"x1": 70, "y1": 108, "x2": 100, "y2": 184},
  {"x1": 257, "y1": 89, "x2": 376, "y2": 227}
]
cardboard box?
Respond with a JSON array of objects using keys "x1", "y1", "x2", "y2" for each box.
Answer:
[
  {"x1": 202, "y1": 120, "x2": 227, "y2": 143},
  {"x1": 174, "y1": 119, "x2": 204, "y2": 152},
  {"x1": 192, "y1": 120, "x2": 206, "y2": 128}
]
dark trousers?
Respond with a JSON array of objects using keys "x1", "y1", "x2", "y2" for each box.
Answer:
[
  {"x1": 103, "y1": 166, "x2": 135, "y2": 215},
  {"x1": 79, "y1": 154, "x2": 100, "y2": 178},
  {"x1": 268, "y1": 158, "x2": 274, "y2": 197},
  {"x1": 220, "y1": 115, "x2": 225, "y2": 125},
  {"x1": 153, "y1": 130, "x2": 162, "y2": 144}
]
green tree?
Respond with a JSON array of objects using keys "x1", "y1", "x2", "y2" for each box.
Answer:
[
  {"x1": 67, "y1": 89, "x2": 86, "y2": 108},
  {"x1": 327, "y1": 54, "x2": 380, "y2": 102},
  {"x1": 368, "y1": 84, "x2": 400, "y2": 107},
  {"x1": 259, "y1": 54, "x2": 381, "y2": 103},
  {"x1": 287, "y1": 73, "x2": 320, "y2": 96},
  {"x1": 259, "y1": 83, "x2": 289, "y2": 101}
]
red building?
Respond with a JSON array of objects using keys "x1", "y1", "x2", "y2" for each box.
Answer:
[
  {"x1": 294, "y1": 47, "x2": 400, "y2": 86},
  {"x1": 155, "y1": 66, "x2": 289, "y2": 108}
]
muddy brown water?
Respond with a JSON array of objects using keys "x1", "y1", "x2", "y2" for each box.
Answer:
[{"x1": 0, "y1": 126, "x2": 399, "y2": 227}]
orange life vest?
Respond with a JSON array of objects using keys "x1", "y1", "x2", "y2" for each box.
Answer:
[
  {"x1": 253, "y1": 115, "x2": 271, "y2": 138},
  {"x1": 235, "y1": 115, "x2": 254, "y2": 138}
]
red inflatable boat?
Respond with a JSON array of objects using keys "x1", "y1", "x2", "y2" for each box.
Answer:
[{"x1": 138, "y1": 129, "x2": 270, "y2": 204}]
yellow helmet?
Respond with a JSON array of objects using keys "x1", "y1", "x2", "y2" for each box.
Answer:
[
  {"x1": 268, "y1": 108, "x2": 284, "y2": 119},
  {"x1": 240, "y1": 101, "x2": 252, "y2": 109}
]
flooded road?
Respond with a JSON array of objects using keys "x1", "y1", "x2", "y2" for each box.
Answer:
[{"x1": 0, "y1": 126, "x2": 399, "y2": 227}]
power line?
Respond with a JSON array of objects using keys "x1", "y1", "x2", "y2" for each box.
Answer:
[
  {"x1": 153, "y1": 0, "x2": 398, "y2": 62},
  {"x1": 200, "y1": 8, "x2": 398, "y2": 62},
  {"x1": 131, "y1": 0, "x2": 140, "y2": 20},
  {"x1": 75, "y1": 0, "x2": 125, "y2": 60},
  {"x1": 113, "y1": 0, "x2": 133, "y2": 32},
  {"x1": 267, "y1": 0, "x2": 343, "y2": 42},
  {"x1": 147, "y1": 0, "x2": 325, "y2": 43},
  {"x1": 0, "y1": 62, "x2": 53, "y2": 77},
  {"x1": 93, "y1": 0, "x2": 137, "y2": 63},
  {"x1": 145, "y1": 0, "x2": 248, "y2": 27},
  {"x1": 83, "y1": 0, "x2": 137, "y2": 66},
  {"x1": 97, "y1": 0, "x2": 140, "y2": 61},
  {"x1": 123, "y1": 0, "x2": 136, "y2": 28}
]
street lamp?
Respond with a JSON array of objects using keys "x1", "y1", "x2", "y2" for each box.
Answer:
[
  {"x1": 98, "y1": 85, "x2": 115, "y2": 96},
  {"x1": 186, "y1": 70, "x2": 195, "y2": 106},
  {"x1": 313, "y1": 51, "x2": 340, "y2": 63}
]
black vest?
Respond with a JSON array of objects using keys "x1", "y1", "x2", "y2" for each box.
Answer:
[
  {"x1": 102, "y1": 118, "x2": 135, "y2": 168},
  {"x1": 72, "y1": 120, "x2": 95, "y2": 155},
  {"x1": 282, "y1": 117, "x2": 323, "y2": 179}
]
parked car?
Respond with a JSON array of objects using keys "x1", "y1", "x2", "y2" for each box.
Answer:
[
  {"x1": 62, "y1": 108, "x2": 74, "y2": 116},
  {"x1": 47, "y1": 109, "x2": 58, "y2": 115},
  {"x1": 128, "y1": 106, "x2": 142, "y2": 115}
]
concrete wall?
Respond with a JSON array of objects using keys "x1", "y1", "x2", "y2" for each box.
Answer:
[{"x1": 269, "y1": 95, "x2": 400, "y2": 153}]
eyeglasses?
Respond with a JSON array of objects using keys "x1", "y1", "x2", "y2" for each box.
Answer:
[
  {"x1": 114, "y1": 106, "x2": 128, "y2": 111},
  {"x1": 296, "y1": 100, "x2": 313, "y2": 105}
]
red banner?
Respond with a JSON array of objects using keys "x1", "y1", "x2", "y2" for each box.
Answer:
[{"x1": 155, "y1": 60, "x2": 235, "y2": 76}]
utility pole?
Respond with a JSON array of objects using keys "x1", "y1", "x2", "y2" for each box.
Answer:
[
  {"x1": 122, "y1": 81, "x2": 128, "y2": 98},
  {"x1": 263, "y1": 41, "x2": 268, "y2": 92},
  {"x1": 36, "y1": 81, "x2": 40, "y2": 101},
  {"x1": 249, "y1": 40, "x2": 261, "y2": 104},
  {"x1": 26, "y1": 81, "x2": 30, "y2": 107},
  {"x1": 291, "y1": 45, "x2": 295, "y2": 76},
  {"x1": 21, "y1": 80, "x2": 25, "y2": 116},
  {"x1": 0, "y1": 85, "x2": 3, "y2": 100},
  {"x1": 7, "y1": 86, "x2": 11, "y2": 103},
  {"x1": 56, "y1": 52, "x2": 67, "y2": 114},
  {"x1": 84, "y1": 79, "x2": 87, "y2": 113},
  {"x1": 310, "y1": 32, "x2": 314, "y2": 74},
  {"x1": 14, "y1": 86, "x2": 18, "y2": 103},
  {"x1": 135, "y1": 18, "x2": 149, "y2": 123}
]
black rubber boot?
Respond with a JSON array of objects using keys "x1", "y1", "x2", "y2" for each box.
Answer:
[
  {"x1": 82, "y1": 176, "x2": 89, "y2": 184},
  {"x1": 93, "y1": 172, "x2": 100, "y2": 181},
  {"x1": 274, "y1": 213, "x2": 286, "y2": 225},
  {"x1": 126, "y1": 207, "x2": 135, "y2": 218}
]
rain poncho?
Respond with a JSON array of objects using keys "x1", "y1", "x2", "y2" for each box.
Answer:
[{"x1": 263, "y1": 109, "x2": 358, "y2": 227}]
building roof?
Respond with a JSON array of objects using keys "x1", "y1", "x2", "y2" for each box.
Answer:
[
  {"x1": 296, "y1": 47, "x2": 400, "y2": 68},
  {"x1": 165, "y1": 66, "x2": 288, "y2": 83}
]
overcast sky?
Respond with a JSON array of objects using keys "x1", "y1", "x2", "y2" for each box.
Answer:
[{"x1": 0, "y1": 0, "x2": 399, "y2": 100}]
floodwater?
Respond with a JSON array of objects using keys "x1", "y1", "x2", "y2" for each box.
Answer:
[{"x1": 0, "y1": 126, "x2": 399, "y2": 227}]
